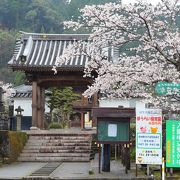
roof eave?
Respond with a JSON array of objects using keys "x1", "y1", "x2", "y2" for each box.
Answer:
[{"x1": 9, "y1": 65, "x2": 84, "y2": 72}]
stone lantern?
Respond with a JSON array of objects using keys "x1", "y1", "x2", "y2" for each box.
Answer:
[{"x1": 15, "y1": 106, "x2": 24, "y2": 131}]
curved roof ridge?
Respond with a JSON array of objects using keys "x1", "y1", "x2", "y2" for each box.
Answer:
[
  {"x1": 20, "y1": 31, "x2": 89, "y2": 41},
  {"x1": 19, "y1": 31, "x2": 90, "y2": 36}
]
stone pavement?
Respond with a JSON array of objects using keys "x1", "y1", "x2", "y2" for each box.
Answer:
[
  {"x1": 0, "y1": 155, "x2": 148, "y2": 180},
  {"x1": 0, "y1": 162, "x2": 46, "y2": 179}
]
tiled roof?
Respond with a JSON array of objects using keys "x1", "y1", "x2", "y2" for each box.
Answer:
[
  {"x1": 11, "y1": 84, "x2": 32, "y2": 98},
  {"x1": 8, "y1": 32, "x2": 89, "y2": 71},
  {"x1": 11, "y1": 84, "x2": 51, "y2": 98}
]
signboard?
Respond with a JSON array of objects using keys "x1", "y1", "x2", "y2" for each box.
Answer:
[
  {"x1": 155, "y1": 82, "x2": 180, "y2": 95},
  {"x1": 97, "y1": 120, "x2": 129, "y2": 142},
  {"x1": 136, "y1": 108, "x2": 162, "y2": 165},
  {"x1": 166, "y1": 120, "x2": 180, "y2": 167}
]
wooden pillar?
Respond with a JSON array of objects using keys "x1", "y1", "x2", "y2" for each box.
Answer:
[
  {"x1": 37, "y1": 86, "x2": 45, "y2": 129},
  {"x1": 126, "y1": 144, "x2": 131, "y2": 170},
  {"x1": 37, "y1": 85, "x2": 41, "y2": 128},
  {"x1": 124, "y1": 144, "x2": 130, "y2": 173},
  {"x1": 92, "y1": 93, "x2": 98, "y2": 127},
  {"x1": 81, "y1": 112, "x2": 84, "y2": 129},
  {"x1": 93, "y1": 93, "x2": 98, "y2": 106},
  {"x1": 41, "y1": 87, "x2": 45, "y2": 129},
  {"x1": 32, "y1": 81, "x2": 38, "y2": 127},
  {"x1": 102, "y1": 144, "x2": 110, "y2": 172}
]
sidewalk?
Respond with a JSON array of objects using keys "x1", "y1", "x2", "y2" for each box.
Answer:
[
  {"x1": 0, "y1": 162, "x2": 46, "y2": 179},
  {"x1": 0, "y1": 156, "x2": 157, "y2": 180}
]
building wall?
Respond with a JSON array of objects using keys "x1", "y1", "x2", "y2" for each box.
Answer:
[
  {"x1": 99, "y1": 98, "x2": 146, "y2": 109},
  {"x1": 14, "y1": 98, "x2": 32, "y2": 116},
  {"x1": 13, "y1": 97, "x2": 49, "y2": 116}
]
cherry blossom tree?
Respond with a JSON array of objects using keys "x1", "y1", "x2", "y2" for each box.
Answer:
[
  {"x1": 0, "y1": 82, "x2": 14, "y2": 105},
  {"x1": 54, "y1": 0, "x2": 180, "y2": 111}
]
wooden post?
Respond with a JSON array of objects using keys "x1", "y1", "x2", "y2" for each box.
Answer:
[
  {"x1": 81, "y1": 112, "x2": 84, "y2": 129},
  {"x1": 37, "y1": 85, "x2": 41, "y2": 128},
  {"x1": 93, "y1": 93, "x2": 98, "y2": 106},
  {"x1": 32, "y1": 81, "x2": 38, "y2": 127},
  {"x1": 41, "y1": 87, "x2": 45, "y2": 129},
  {"x1": 36, "y1": 86, "x2": 45, "y2": 129},
  {"x1": 99, "y1": 144, "x2": 101, "y2": 173},
  {"x1": 122, "y1": 145, "x2": 125, "y2": 166},
  {"x1": 102, "y1": 144, "x2": 110, "y2": 172},
  {"x1": 127, "y1": 144, "x2": 130, "y2": 170},
  {"x1": 125, "y1": 144, "x2": 128, "y2": 174}
]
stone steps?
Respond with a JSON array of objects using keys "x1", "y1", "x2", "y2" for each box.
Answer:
[
  {"x1": 22, "y1": 149, "x2": 91, "y2": 153},
  {"x1": 20, "y1": 153, "x2": 90, "y2": 157},
  {"x1": 18, "y1": 133, "x2": 92, "y2": 162},
  {"x1": 27, "y1": 139, "x2": 90, "y2": 143},
  {"x1": 24, "y1": 144, "x2": 90, "y2": 150},
  {"x1": 28, "y1": 136, "x2": 90, "y2": 140},
  {"x1": 26, "y1": 143, "x2": 90, "y2": 146},
  {"x1": 18, "y1": 156, "x2": 89, "y2": 162}
]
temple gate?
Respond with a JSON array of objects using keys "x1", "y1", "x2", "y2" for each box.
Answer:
[{"x1": 9, "y1": 32, "x2": 98, "y2": 129}]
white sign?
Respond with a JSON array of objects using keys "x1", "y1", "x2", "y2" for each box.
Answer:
[
  {"x1": 137, "y1": 133, "x2": 161, "y2": 149},
  {"x1": 136, "y1": 108, "x2": 162, "y2": 165},
  {"x1": 108, "y1": 124, "x2": 117, "y2": 137}
]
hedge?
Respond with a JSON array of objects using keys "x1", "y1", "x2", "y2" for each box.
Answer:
[{"x1": 0, "y1": 131, "x2": 27, "y2": 163}]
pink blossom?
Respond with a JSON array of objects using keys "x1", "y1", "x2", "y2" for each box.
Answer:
[{"x1": 54, "y1": 0, "x2": 180, "y2": 111}]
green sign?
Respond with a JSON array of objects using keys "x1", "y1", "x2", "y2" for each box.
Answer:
[
  {"x1": 166, "y1": 120, "x2": 180, "y2": 167},
  {"x1": 97, "y1": 120, "x2": 129, "y2": 142},
  {"x1": 155, "y1": 82, "x2": 180, "y2": 95}
]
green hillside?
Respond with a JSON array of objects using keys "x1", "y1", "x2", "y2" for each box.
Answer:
[{"x1": 0, "y1": 0, "x2": 118, "y2": 84}]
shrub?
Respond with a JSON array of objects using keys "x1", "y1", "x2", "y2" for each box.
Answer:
[
  {"x1": 48, "y1": 122, "x2": 62, "y2": 129},
  {"x1": 130, "y1": 147, "x2": 136, "y2": 161},
  {"x1": 89, "y1": 169, "x2": 94, "y2": 175},
  {"x1": 8, "y1": 131, "x2": 27, "y2": 162},
  {"x1": 0, "y1": 131, "x2": 9, "y2": 162},
  {"x1": 0, "y1": 131, "x2": 27, "y2": 163}
]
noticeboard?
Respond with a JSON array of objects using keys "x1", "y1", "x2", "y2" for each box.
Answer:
[
  {"x1": 92, "y1": 107, "x2": 135, "y2": 144},
  {"x1": 97, "y1": 119, "x2": 129, "y2": 142},
  {"x1": 166, "y1": 120, "x2": 180, "y2": 167},
  {"x1": 136, "y1": 108, "x2": 162, "y2": 165}
]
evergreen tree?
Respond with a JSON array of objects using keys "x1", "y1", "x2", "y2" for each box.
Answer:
[{"x1": 46, "y1": 87, "x2": 80, "y2": 128}]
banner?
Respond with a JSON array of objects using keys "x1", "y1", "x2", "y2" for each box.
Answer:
[
  {"x1": 166, "y1": 120, "x2": 180, "y2": 167},
  {"x1": 136, "y1": 108, "x2": 162, "y2": 164}
]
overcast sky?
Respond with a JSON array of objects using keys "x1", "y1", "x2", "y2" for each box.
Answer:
[
  {"x1": 122, "y1": 0, "x2": 175, "y2": 5},
  {"x1": 122, "y1": 0, "x2": 160, "y2": 4}
]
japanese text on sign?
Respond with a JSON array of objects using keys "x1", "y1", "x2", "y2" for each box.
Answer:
[
  {"x1": 166, "y1": 120, "x2": 180, "y2": 167},
  {"x1": 136, "y1": 108, "x2": 162, "y2": 165}
]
